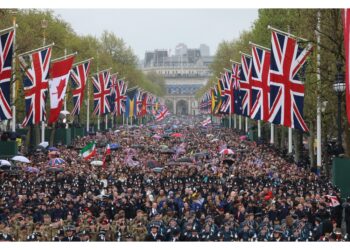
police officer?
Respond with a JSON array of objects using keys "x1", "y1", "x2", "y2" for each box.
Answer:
[{"x1": 61, "y1": 225, "x2": 80, "y2": 241}]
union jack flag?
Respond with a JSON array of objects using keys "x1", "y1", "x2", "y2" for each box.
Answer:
[
  {"x1": 110, "y1": 75, "x2": 127, "y2": 116},
  {"x1": 155, "y1": 106, "x2": 170, "y2": 122},
  {"x1": 220, "y1": 70, "x2": 234, "y2": 114},
  {"x1": 0, "y1": 29, "x2": 14, "y2": 121},
  {"x1": 250, "y1": 46, "x2": 271, "y2": 121},
  {"x1": 19, "y1": 47, "x2": 52, "y2": 126},
  {"x1": 231, "y1": 62, "x2": 242, "y2": 115},
  {"x1": 70, "y1": 60, "x2": 91, "y2": 116},
  {"x1": 239, "y1": 53, "x2": 252, "y2": 117},
  {"x1": 92, "y1": 70, "x2": 111, "y2": 116},
  {"x1": 269, "y1": 31, "x2": 312, "y2": 132}
]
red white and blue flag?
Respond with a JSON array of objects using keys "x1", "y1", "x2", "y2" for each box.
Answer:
[
  {"x1": 269, "y1": 30, "x2": 312, "y2": 132},
  {"x1": 0, "y1": 28, "x2": 14, "y2": 121},
  {"x1": 343, "y1": 9, "x2": 350, "y2": 124},
  {"x1": 201, "y1": 117, "x2": 211, "y2": 126},
  {"x1": 70, "y1": 59, "x2": 91, "y2": 116},
  {"x1": 48, "y1": 55, "x2": 75, "y2": 124},
  {"x1": 111, "y1": 76, "x2": 127, "y2": 116},
  {"x1": 250, "y1": 45, "x2": 271, "y2": 122},
  {"x1": 231, "y1": 62, "x2": 242, "y2": 115},
  {"x1": 239, "y1": 54, "x2": 252, "y2": 117},
  {"x1": 155, "y1": 106, "x2": 170, "y2": 122},
  {"x1": 19, "y1": 46, "x2": 52, "y2": 126},
  {"x1": 92, "y1": 70, "x2": 111, "y2": 116},
  {"x1": 220, "y1": 70, "x2": 234, "y2": 114}
]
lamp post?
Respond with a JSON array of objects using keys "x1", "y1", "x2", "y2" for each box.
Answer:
[{"x1": 332, "y1": 62, "x2": 346, "y2": 154}]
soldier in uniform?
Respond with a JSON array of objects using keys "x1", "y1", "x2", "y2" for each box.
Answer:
[
  {"x1": 144, "y1": 223, "x2": 164, "y2": 241},
  {"x1": 61, "y1": 225, "x2": 80, "y2": 241}
]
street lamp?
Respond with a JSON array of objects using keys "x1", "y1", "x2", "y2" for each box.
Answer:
[{"x1": 332, "y1": 62, "x2": 346, "y2": 154}]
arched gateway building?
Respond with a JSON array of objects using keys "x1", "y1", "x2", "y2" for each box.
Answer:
[{"x1": 140, "y1": 44, "x2": 213, "y2": 115}]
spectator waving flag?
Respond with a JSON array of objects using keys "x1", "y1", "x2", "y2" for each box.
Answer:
[
  {"x1": 268, "y1": 29, "x2": 312, "y2": 131},
  {"x1": 343, "y1": 9, "x2": 350, "y2": 124},
  {"x1": 48, "y1": 55, "x2": 75, "y2": 124},
  {"x1": 80, "y1": 141, "x2": 96, "y2": 160},
  {"x1": 70, "y1": 59, "x2": 91, "y2": 116},
  {"x1": 92, "y1": 69, "x2": 111, "y2": 116},
  {"x1": 249, "y1": 44, "x2": 271, "y2": 122},
  {"x1": 239, "y1": 53, "x2": 252, "y2": 117},
  {"x1": 0, "y1": 27, "x2": 14, "y2": 121},
  {"x1": 19, "y1": 45, "x2": 53, "y2": 126}
]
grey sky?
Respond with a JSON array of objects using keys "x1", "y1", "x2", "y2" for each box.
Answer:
[{"x1": 53, "y1": 9, "x2": 258, "y2": 60}]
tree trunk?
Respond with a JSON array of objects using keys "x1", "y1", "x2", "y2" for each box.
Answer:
[
  {"x1": 344, "y1": 121, "x2": 350, "y2": 157},
  {"x1": 309, "y1": 124, "x2": 315, "y2": 169},
  {"x1": 281, "y1": 126, "x2": 286, "y2": 149},
  {"x1": 50, "y1": 124, "x2": 56, "y2": 147},
  {"x1": 34, "y1": 124, "x2": 40, "y2": 146},
  {"x1": 25, "y1": 126, "x2": 32, "y2": 153},
  {"x1": 293, "y1": 130, "x2": 301, "y2": 163}
]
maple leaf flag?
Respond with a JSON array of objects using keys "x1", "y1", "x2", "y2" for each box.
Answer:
[{"x1": 48, "y1": 56, "x2": 75, "y2": 124}]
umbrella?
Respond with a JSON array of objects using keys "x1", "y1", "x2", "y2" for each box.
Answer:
[
  {"x1": 220, "y1": 149, "x2": 234, "y2": 155},
  {"x1": 211, "y1": 138, "x2": 219, "y2": 143},
  {"x1": 91, "y1": 160, "x2": 103, "y2": 166},
  {"x1": 0, "y1": 160, "x2": 12, "y2": 167},
  {"x1": 153, "y1": 167, "x2": 163, "y2": 173},
  {"x1": 171, "y1": 133, "x2": 183, "y2": 138},
  {"x1": 152, "y1": 134, "x2": 162, "y2": 140},
  {"x1": 60, "y1": 110, "x2": 70, "y2": 116},
  {"x1": 11, "y1": 155, "x2": 31, "y2": 163},
  {"x1": 48, "y1": 147, "x2": 59, "y2": 151},
  {"x1": 223, "y1": 158, "x2": 234, "y2": 166},
  {"x1": 177, "y1": 157, "x2": 193, "y2": 163},
  {"x1": 240, "y1": 135, "x2": 247, "y2": 141},
  {"x1": 110, "y1": 143, "x2": 121, "y2": 150},
  {"x1": 160, "y1": 149, "x2": 176, "y2": 154},
  {"x1": 48, "y1": 158, "x2": 65, "y2": 166},
  {"x1": 159, "y1": 145, "x2": 169, "y2": 150},
  {"x1": 24, "y1": 166, "x2": 40, "y2": 173},
  {"x1": 206, "y1": 134, "x2": 214, "y2": 138},
  {"x1": 147, "y1": 160, "x2": 162, "y2": 169},
  {"x1": 38, "y1": 141, "x2": 49, "y2": 148},
  {"x1": 114, "y1": 130, "x2": 121, "y2": 134}
]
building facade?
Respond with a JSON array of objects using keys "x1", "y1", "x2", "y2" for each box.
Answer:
[{"x1": 141, "y1": 44, "x2": 213, "y2": 115}]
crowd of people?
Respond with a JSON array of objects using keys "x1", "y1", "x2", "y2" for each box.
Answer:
[{"x1": 0, "y1": 116, "x2": 350, "y2": 242}]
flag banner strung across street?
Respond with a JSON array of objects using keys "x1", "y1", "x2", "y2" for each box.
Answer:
[
  {"x1": 125, "y1": 87, "x2": 138, "y2": 118},
  {"x1": 80, "y1": 141, "x2": 96, "y2": 160},
  {"x1": 231, "y1": 62, "x2": 242, "y2": 116},
  {"x1": 92, "y1": 69, "x2": 111, "y2": 116},
  {"x1": 70, "y1": 59, "x2": 91, "y2": 116},
  {"x1": 220, "y1": 70, "x2": 234, "y2": 115},
  {"x1": 249, "y1": 45, "x2": 271, "y2": 122},
  {"x1": 19, "y1": 46, "x2": 52, "y2": 126},
  {"x1": 0, "y1": 28, "x2": 14, "y2": 121},
  {"x1": 48, "y1": 55, "x2": 75, "y2": 124},
  {"x1": 343, "y1": 9, "x2": 350, "y2": 124},
  {"x1": 239, "y1": 53, "x2": 252, "y2": 117},
  {"x1": 268, "y1": 30, "x2": 312, "y2": 132}
]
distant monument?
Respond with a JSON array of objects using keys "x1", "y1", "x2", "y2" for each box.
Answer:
[{"x1": 141, "y1": 43, "x2": 213, "y2": 115}]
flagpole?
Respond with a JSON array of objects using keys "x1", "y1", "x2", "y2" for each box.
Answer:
[
  {"x1": 258, "y1": 120, "x2": 261, "y2": 138},
  {"x1": 233, "y1": 114, "x2": 237, "y2": 129},
  {"x1": 105, "y1": 115, "x2": 108, "y2": 130},
  {"x1": 270, "y1": 124, "x2": 274, "y2": 144},
  {"x1": 287, "y1": 25, "x2": 293, "y2": 154},
  {"x1": 239, "y1": 115, "x2": 242, "y2": 130},
  {"x1": 11, "y1": 16, "x2": 17, "y2": 132},
  {"x1": 17, "y1": 43, "x2": 55, "y2": 58},
  {"x1": 245, "y1": 117, "x2": 248, "y2": 133},
  {"x1": 316, "y1": 11, "x2": 322, "y2": 171},
  {"x1": 267, "y1": 25, "x2": 308, "y2": 41},
  {"x1": 229, "y1": 114, "x2": 232, "y2": 128},
  {"x1": 41, "y1": 23, "x2": 50, "y2": 143},
  {"x1": 86, "y1": 81, "x2": 90, "y2": 133}
]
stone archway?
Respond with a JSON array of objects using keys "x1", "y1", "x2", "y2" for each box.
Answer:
[{"x1": 176, "y1": 99, "x2": 189, "y2": 115}]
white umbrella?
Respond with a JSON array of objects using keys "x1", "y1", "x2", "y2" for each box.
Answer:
[
  {"x1": 0, "y1": 160, "x2": 12, "y2": 166},
  {"x1": 60, "y1": 110, "x2": 70, "y2": 116},
  {"x1": 220, "y1": 149, "x2": 234, "y2": 155},
  {"x1": 11, "y1": 155, "x2": 31, "y2": 163},
  {"x1": 91, "y1": 160, "x2": 103, "y2": 166},
  {"x1": 206, "y1": 134, "x2": 214, "y2": 138},
  {"x1": 211, "y1": 138, "x2": 219, "y2": 143},
  {"x1": 38, "y1": 141, "x2": 49, "y2": 148}
]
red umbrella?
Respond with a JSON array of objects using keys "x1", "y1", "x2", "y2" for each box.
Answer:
[
  {"x1": 220, "y1": 149, "x2": 234, "y2": 155},
  {"x1": 171, "y1": 133, "x2": 183, "y2": 138}
]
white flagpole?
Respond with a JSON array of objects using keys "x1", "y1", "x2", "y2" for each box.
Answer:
[
  {"x1": 239, "y1": 115, "x2": 242, "y2": 130},
  {"x1": 229, "y1": 114, "x2": 232, "y2": 128},
  {"x1": 288, "y1": 127, "x2": 292, "y2": 153},
  {"x1": 270, "y1": 124, "x2": 274, "y2": 144},
  {"x1": 258, "y1": 120, "x2": 261, "y2": 138},
  {"x1": 86, "y1": 78, "x2": 90, "y2": 133},
  {"x1": 11, "y1": 18, "x2": 17, "y2": 132},
  {"x1": 245, "y1": 117, "x2": 248, "y2": 132},
  {"x1": 233, "y1": 114, "x2": 237, "y2": 129},
  {"x1": 316, "y1": 11, "x2": 322, "y2": 170},
  {"x1": 97, "y1": 116, "x2": 100, "y2": 131}
]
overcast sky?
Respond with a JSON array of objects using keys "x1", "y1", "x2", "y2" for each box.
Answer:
[{"x1": 53, "y1": 9, "x2": 258, "y2": 60}]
